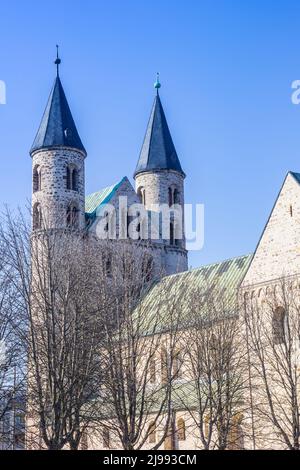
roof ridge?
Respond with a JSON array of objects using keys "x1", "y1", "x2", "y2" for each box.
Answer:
[
  {"x1": 85, "y1": 177, "x2": 127, "y2": 215},
  {"x1": 165, "y1": 253, "x2": 253, "y2": 280},
  {"x1": 86, "y1": 176, "x2": 126, "y2": 198}
]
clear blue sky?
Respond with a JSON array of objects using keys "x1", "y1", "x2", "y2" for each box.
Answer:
[{"x1": 1, "y1": 0, "x2": 300, "y2": 268}]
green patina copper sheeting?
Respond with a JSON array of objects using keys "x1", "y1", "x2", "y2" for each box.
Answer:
[
  {"x1": 135, "y1": 254, "x2": 253, "y2": 334},
  {"x1": 85, "y1": 177, "x2": 126, "y2": 216}
]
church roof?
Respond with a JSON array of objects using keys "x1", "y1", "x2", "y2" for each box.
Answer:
[
  {"x1": 290, "y1": 171, "x2": 300, "y2": 185},
  {"x1": 30, "y1": 76, "x2": 86, "y2": 156},
  {"x1": 135, "y1": 253, "x2": 253, "y2": 334},
  {"x1": 134, "y1": 93, "x2": 184, "y2": 177},
  {"x1": 85, "y1": 177, "x2": 126, "y2": 216}
]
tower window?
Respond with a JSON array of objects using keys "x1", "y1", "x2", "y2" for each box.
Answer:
[
  {"x1": 66, "y1": 166, "x2": 71, "y2": 190},
  {"x1": 137, "y1": 187, "x2": 146, "y2": 205},
  {"x1": 106, "y1": 257, "x2": 112, "y2": 277},
  {"x1": 103, "y1": 211, "x2": 109, "y2": 233},
  {"x1": 33, "y1": 165, "x2": 42, "y2": 192},
  {"x1": 66, "y1": 165, "x2": 79, "y2": 191},
  {"x1": 290, "y1": 205, "x2": 293, "y2": 217},
  {"x1": 174, "y1": 188, "x2": 179, "y2": 204},
  {"x1": 170, "y1": 222, "x2": 175, "y2": 245},
  {"x1": 67, "y1": 204, "x2": 79, "y2": 228},
  {"x1": 33, "y1": 203, "x2": 42, "y2": 230},
  {"x1": 72, "y1": 168, "x2": 78, "y2": 191},
  {"x1": 168, "y1": 187, "x2": 173, "y2": 207}
]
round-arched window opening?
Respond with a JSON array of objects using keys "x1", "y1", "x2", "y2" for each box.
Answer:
[{"x1": 33, "y1": 165, "x2": 42, "y2": 192}]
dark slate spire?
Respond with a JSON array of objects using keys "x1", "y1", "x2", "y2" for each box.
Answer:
[
  {"x1": 30, "y1": 49, "x2": 86, "y2": 156},
  {"x1": 134, "y1": 81, "x2": 184, "y2": 177}
]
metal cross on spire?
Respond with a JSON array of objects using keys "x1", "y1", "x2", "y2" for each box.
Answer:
[
  {"x1": 54, "y1": 45, "x2": 61, "y2": 76},
  {"x1": 154, "y1": 72, "x2": 161, "y2": 94}
]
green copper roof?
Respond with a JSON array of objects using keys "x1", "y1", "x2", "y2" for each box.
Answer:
[
  {"x1": 135, "y1": 254, "x2": 253, "y2": 334},
  {"x1": 85, "y1": 177, "x2": 126, "y2": 215}
]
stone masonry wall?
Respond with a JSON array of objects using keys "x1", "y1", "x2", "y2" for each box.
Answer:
[
  {"x1": 31, "y1": 147, "x2": 86, "y2": 229},
  {"x1": 135, "y1": 169, "x2": 188, "y2": 274},
  {"x1": 241, "y1": 173, "x2": 300, "y2": 288}
]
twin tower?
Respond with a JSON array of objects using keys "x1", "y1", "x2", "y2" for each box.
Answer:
[{"x1": 30, "y1": 61, "x2": 188, "y2": 274}]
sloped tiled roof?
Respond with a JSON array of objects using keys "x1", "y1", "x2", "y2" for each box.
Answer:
[
  {"x1": 85, "y1": 177, "x2": 126, "y2": 215},
  {"x1": 135, "y1": 254, "x2": 253, "y2": 334},
  {"x1": 134, "y1": 93, "x2": 184, "y2": 177},
  {"x1": 31, "y1": 76, "x2": 86, "y2": 156}
]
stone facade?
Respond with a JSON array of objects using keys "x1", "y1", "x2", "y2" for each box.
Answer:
[
  {"x1": 242, "y1": 172, "x2": 300, "y2": 288},
  {"x1": 31, "y1": 147, "x2": 86, "y2": 230},
  {"x1": 135, "y1": 169, "x2": 188, "y2": 274}
]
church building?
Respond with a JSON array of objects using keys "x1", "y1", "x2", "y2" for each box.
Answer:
[{"x1": 28, "y1": 53, "x2": 300, "y2": 450}]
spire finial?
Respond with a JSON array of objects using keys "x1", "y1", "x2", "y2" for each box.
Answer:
[
  {"x1": 154, "y1": 72, "x2": 161, "y2": 94},
  {"x1": 54, "y1": 45, "x2": 61, "y2": 76}
]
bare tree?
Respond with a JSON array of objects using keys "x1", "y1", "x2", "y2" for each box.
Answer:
[
  {"x1": 244, "y1": 278, "x2": 300, "y2": 450},
  {"x1": 176, "y1": 284, "x2": 249, "y2": 450},
  {"x1": 0, "y1": 242, "x2": 25, "y2": 449},
  {"x1": 0, "y1": 208, "x2": 104, "y2": 450},
  {"x1": 92, "y1": 242, "x2": 186, "y2": 450}
]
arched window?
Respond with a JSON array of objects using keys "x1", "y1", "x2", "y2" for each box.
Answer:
[
  {"x1": 72, "y1": 168, "x2": 78, "y2": 191},
  {"x1": 168, "y1": 187, "x2": 173, "y2": 207},
  {"x1": 103, "y1": 211, "x2": 109, "y2": 233},
  {"x1": 173, "y1": 188, "x2": 179, "y2": 204},
  {"x1": 66, "y1": 166, "x2": 71, "y2": 190},
  {"x1": 137, "y1": 187, "x2": 146, "y2": 205},
  {"x1": 272, "y1": 307, "x2": 286, "y2": 344},
  {"x1": 161, "y1": 347, "x2": 168, "y2": 384},
  {"x1": 177, "y1": 418, "x2": 186, "y2": 441},
  {"x1": 33, "y1": 165, "x2": 42, "y2": 192},
  {"x1": 170, "y1": 222, "x2": 174, "y2": 245},
  {"x1": 102, "y1": 428, "x2": 110, "y2": 448},
  {"x1": 67, "y1": 204, "x2": 79, "y2": 228},
  {"x1": 136, "y1": 211, "x2": 141, "y2": 240},
  {"x1": 66, "y1": 165, "x2": 79, "y2": 191},
  {"x1": 148, "y1": 422, "x2": 156, "y2": 444},
  {"x1": 174, "y1": 222, "x2": 180, "y2": 247},
  {"x1": 149, "y1": 358, "x2": 156, "y2": 384},
  {"x1": 33, "y1": 203, "x2": 42, "y2": 230},
  {"x1": 106, "y1": 257, "x2": 112, "y2": 278}
]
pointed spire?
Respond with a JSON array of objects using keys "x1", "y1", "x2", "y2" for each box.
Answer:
[
  {"x1": 134, "y1": 81, "x2": 184, "y2": 177},
  {"x1": 30, "y1": 53, "x2": 86, "y2": 156}
]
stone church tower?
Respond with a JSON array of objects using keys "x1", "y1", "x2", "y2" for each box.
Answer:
[
  {"x1": 30, "y1": 54, "x2": 86, "y2": 231},
  {"x1": 134, "y1": 78, "x2": 188, "y2": 273}
]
